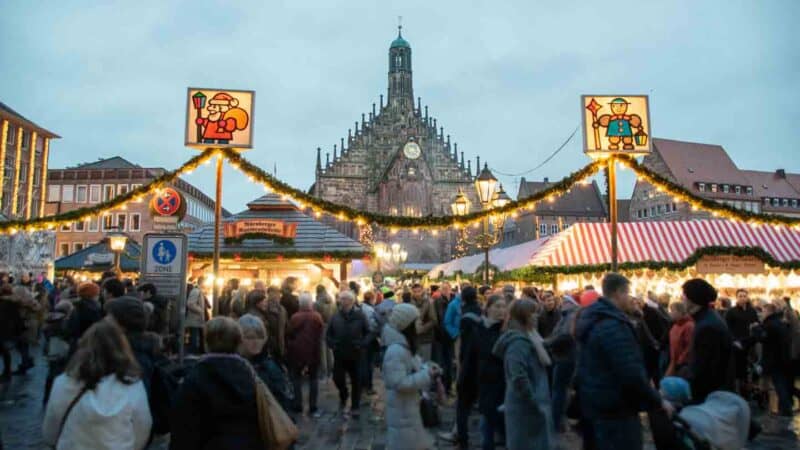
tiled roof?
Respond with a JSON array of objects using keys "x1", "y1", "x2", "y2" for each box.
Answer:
[
  {"x1": 0, "y1": 101, "x2": 60, "y2": 138},
  {"x1": 742, "y1": 170, "x2": 800, "y2": 199},
  {"x1": 652, "y1": 138, "x2": 743, "y2": 190},
  {"x1": 187, "y1": 194, "x2": 366, "y2": 257},
  {"x1": 72, "y1": 156, "x2": 141, "y2": 170},
  {"x1": 55, "y1": 240, "x2": 141, "y2": 272},
  {"x1": 518, "y1": 179, "x2": 607, "y2": 217}
]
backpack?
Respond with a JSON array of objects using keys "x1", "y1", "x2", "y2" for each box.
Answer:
[{"x1": 150, "y1": 356, "x2": 200, "y2": 435}]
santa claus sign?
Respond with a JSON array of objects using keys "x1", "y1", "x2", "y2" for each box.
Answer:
[{"x1": 185, "y1": 88, "x2": 255, "y2": 150}]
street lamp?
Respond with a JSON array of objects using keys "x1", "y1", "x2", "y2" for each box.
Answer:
[
  {"x1": 107, "y1": 228, "x2": 128, "y2": 277},
  {"x1": 452, "y1": 165, "x2": 508, "y2": 285}
]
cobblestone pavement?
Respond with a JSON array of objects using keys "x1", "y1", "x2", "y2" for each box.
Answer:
[{"x1": 2, "y1": 347, "x2": 799, "y2": 449}]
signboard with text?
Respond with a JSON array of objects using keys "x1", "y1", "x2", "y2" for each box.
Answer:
[
  {"x1": 141, "y1": 233, "x2": 188, "y2": 297},
  {"x1": 696, "y1": 254, "x2": 764, "y2": 275},
  {"x1": 582, "y1": 95, "x2": 651, "y2": 158},
  {"x1": 224, "y1": 219, "x2": 297, "y2": 239}
]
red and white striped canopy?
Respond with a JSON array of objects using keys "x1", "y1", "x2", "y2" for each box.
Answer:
[{"x1": 529, "y1": 220, "x2": 800, "y2": 267}]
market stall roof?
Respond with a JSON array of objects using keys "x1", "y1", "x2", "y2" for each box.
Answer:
[
  {"x1": 428, "y1": 237, "x2": 550, "y2": 277},
  {"x1": 530, "y1": 220, "x2": 800, "y2": 267},
  {"x1": 187, "y1": 194, "x2": 367, "y2": 258},
  {"x1": 55, "y1": 240, "x2": 141, "y2": 272}
]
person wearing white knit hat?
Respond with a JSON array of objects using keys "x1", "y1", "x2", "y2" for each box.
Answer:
[{"x1": 382, "y1": 302, "x2": 440, "y2": 449}]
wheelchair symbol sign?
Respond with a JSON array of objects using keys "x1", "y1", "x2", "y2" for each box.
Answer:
[{"x1": 152, "y1": 240, "x2": 177, "y2": 265}]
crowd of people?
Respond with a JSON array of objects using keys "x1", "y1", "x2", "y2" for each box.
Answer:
[{"x1": 0, "y1": 269, "x2": 798, "y2": 449}]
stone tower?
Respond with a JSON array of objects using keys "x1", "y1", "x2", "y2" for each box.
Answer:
[{"x1": 312, "y1": 27, "x2": 481, "y2": 263}]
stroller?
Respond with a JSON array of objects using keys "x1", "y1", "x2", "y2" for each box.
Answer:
[{"x1": 654, "y1": 378, "x2": 751, "y2": 450}]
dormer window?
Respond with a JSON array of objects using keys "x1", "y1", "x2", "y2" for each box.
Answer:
[
  {"x1": 735, "y1": 186, "x2": 741, "y2": 194},
  {"x1": 772, "y1": 198, "x2": 779, "y2": 206},
  {"x1": 698, "y1": 182, "x2": 706, "y2": 192},
  {"x1": 746, "y1": 186, "x2": 753, "y2": 195},
  {"x1": 764, "y1": 198, "x2": 770, "y2": 205},
  {"x1": 792, "y1": 199, "x2": 798, "y2": 208},
  {"x1": 722, "y1": 184, "x2": 729, "y2": 193},
  {"x1": 710, "y1": 184, "x2": 718, "y2": 193},
  {"x1": 782, "y1": 198, "x2": 789, "y2": 207}
]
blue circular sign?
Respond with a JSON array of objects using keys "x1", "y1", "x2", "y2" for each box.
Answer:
[{"x1": 152, "y1": 240, "x2": 177, "y2": 265}]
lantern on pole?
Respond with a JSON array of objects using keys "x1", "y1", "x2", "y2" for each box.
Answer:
[{"x1": 191, "y1": 92, "x2": 207, "y2": 142}]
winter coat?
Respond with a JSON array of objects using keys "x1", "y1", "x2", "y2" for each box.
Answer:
[
  {"x1": 413, "y1": 295, "x2": 437, "y2": 345},
  {"x1": 668, "y1": 316, "x2": 694, "y2": 370},
  {"x1": 786, "y1": 306, "x2": 800, "y2": 361},
  {"x1": 544, "y1": 297, "x2": 580, "y2": 363},
  {"x1": 374, "y1": 298, "x2": 396, "y2": 330},
  {"x1": 230, "y1": 289, "x2": 246, "y2": 318},
  {"x1": 725, "y1": 304, "x2": 759, "y2": 343},
  {"x1": 326, "y1": 307, "x2": 370, "y2": 361},
  {"x1": 433, "y1": 293, "x2": 452, "y2": 342},
  {"x1": 0, "y1": 294, "x2": 22, "y2": 340},
  {"x1": 170, "y1": 354, "x2": 262, "y2": 450},
  {"x1": 760, "y1": 312, "x2": 792, "y2": 376},
  {"x1": 443, "y1": 295, "x2": 462, "y2": 339},
  {"x1": 493, "y1": 329, "x2": 554, "y2": 450},
  {"x1": 538, "y1": 308, "x2": 559, "y2": 338},
  {"x1": 185, "y1": 287, "x2": 205, "y2": 329},
  {"x1": 381, "y1": 324, "x2": 433, "y2": 450},
  {"x1": 252, "y1": 300, "x2": 287, "y2": 360},
  {"x1": 64, "y1": 298, "x2": 103, "y2": 346},
  {"x1": 575, "y1": 298, "x2": 662, "y2": 420},
  {"x1": 643, "y1": 304, "x2": 671, "y2": 346},
  {"x1": 314, "y1": 292, "x2": 335, "y2": 323},
  {"x1": 145, "y1": 295, "x2": 170, "y2": 336},
  {"x1": 476, "y1": 319, "x2": 505, "y2": 416},
  {"x1": 688, "y1": 307, "x2": 735, "y2": 404},
  {"x1": 42, "y1": 374, "x2": 151, "y2": 450},
  {"x1": 456, "y1": 303, "x2": 483, "y2": 401},
  {"x1": 286, "y1": 309, "x2": 324, "y2": 370},
  {"x1": 281, "y1": 292, "x2": 300, "y2": 319}
]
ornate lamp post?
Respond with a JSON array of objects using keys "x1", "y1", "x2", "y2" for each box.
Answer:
[
  {"x1": 452, "y1": 164, "x2": 509, "y2": 285},
  {"x1": 107, "y1": 228, "x2": 128, "y2": 277}
]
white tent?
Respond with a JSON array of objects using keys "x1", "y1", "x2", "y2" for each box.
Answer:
[{"x1": 428, "y1": 237, "x2": 550, "y2": 278}]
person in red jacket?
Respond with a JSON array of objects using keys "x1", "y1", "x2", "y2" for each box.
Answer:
[
  {"x1": 286, "y1": 292, "x2": 324, "y2": 416},
  {"x1": 666, "y1": 301, "x2": 695, "y2": 376}
]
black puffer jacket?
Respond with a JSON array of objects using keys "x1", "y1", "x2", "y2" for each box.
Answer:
[
  {"x1": 170, "y1": 355, "x2": 261, "y2": 450},
  {"x1": 326, "y1": 308, "x2": 369, "y2": 361}
]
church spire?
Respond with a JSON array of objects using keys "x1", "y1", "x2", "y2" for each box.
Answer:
[{"x1": 388, "y1": 22, "x2": 413, "y2": 110}]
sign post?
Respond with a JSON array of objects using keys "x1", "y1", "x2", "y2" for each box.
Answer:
[
  {"x1": 141, "y1": 233, "x2": 188, "y2": 361},
  {"x1": 582, "y1": 95, "x2": 652, "y2": 272}
]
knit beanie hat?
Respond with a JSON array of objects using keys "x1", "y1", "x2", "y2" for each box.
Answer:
[
  {"x1": 660, "y1": 376, "x2": 692, "y2": 404},
  {"x1": 389, "y1": 303, "x2": 419, "y2": 331},
  {"x1": 682, "y1": 278, "x2": 717, "y2": 306},
  {"x1": 106, "y1": 296, "x2": 147, "y2": 332},
  {"x1": 77, "y1": 281, "x2": 100, "y2": 300}
]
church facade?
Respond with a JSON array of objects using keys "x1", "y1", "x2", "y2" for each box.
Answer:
[{"x1": 311, "y1": 28, "x2": 481, "y2": 262}]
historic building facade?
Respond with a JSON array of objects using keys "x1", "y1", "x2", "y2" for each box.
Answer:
[
  {"x1": 45, "y1": 156, "x2": 223, "y2": 257},
  {"x1": 311, "y1": 28, "x2": 480, "y2": 262},
  {"x1": 629, "y1": 138, "x2": 800, "y2": 222},
  {"x1": 0, "y1": 101, "x2": 59, "y2": 220}
]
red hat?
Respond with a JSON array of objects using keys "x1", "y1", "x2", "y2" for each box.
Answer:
[
  {"x1": 77, "y1": 282, "x2": 100, "y2": 299},
  {"x1": 209, "y1": 92, "x2": 239, "y2": 108}
]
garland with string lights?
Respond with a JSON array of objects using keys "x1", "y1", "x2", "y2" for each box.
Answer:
[
  {"x1": 494, "y1": 246, "x2": 800, "y2": 282},
  {"x1": 617, "y1": 155, "x2": 800, "y2": 228},
  {"x1": 0, "y1": 148, "x2": 218, "y2": 234}
]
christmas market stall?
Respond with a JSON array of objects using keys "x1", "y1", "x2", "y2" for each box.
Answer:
[
  {"x1": 428, "y1": 237, "x2": 550, "y2": 280},
  {"x1": 186, "y1": 194, "x2": 367, "y2": 296},
  {"x1": 54, "y1": 239, "x2": 141, "y2": 280},
  {"x1": 502, "y1": 220, "x2": 800, "y2": 299}
]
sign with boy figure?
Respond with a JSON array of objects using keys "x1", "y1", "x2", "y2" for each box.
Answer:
[
  {"x1": 582, "y1": 95, "x2": 651, "y2": 157},
  {"x1": 185, "y1": 88, "x2": 255, "y2": 149}
]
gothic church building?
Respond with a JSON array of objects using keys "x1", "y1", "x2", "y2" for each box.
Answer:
[{"x1": 311, "y1": 28, "x2": 481, "y2": 262}]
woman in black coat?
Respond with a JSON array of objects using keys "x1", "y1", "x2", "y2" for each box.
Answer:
[{"x1": 476, "y1": 294, "x2": 509, "y2": 450}]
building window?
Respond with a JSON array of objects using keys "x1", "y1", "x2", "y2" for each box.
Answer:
[
  {"x1": 88, "y1": 217, "x2": 99, "y2": 232},
  {"x1": 21, "y1": 131, "x2": 30, "y2": 147},
  {"x1": 539, "y1": 223, "x2": 547, "y2": 236},
  {"x1": 782, "y1": 198, "x2": 789, "y2": 207},
  {"x1": 650, "y1": 206, "x2": 656, "y2": 216},
  {"x1": 710, "y1": 184, "x2": 718, "y2": 193},
  {"x1": 103, "y1": 185, "x2": 115, "y2": 202},
  {"x1": 117, "y1": 184, "x2": 129, "y2": 196},
  {"x1": 550, "y1": 224, "x2": 559, "y2": 235},
  {"x1": 753, "y1": 203, "x2": 760, "y2": 213},
  {"x1": 735, "y1": 186, "x2": 741, "y2": 194},
  {"x1": 657, "y1": 205, "x2": 664, "y2": 215},
  {"x1": 20, "y1": 164, "x2": 27, "y2": 181},
  {"x1": 129, "y1": 213, "x2": 141, "y2": 232},
  {"x1": 34, "y1": 169, "x2": 41, "y2": 186},
  {"x1": 116, "y1": 213, "x2": 127, "y2": 231},
  {"x1": 73, "y1": 243, "x2": 84, "y2": 253},
  {"x1": 59, "y1": 243, "x2": 70, "y2": 257},
  {"x1": 47, "y1": 185, "x2": 60, "y2": 202},
  {"x1": 102, "y1": 214, "x2": 114, "y2": 231},
  {"x1": 89, "y1": 185, "x2": 101, "y2": 203},
  {"x1": 792, "y1": 199, "x2": 798, "y2": 208},
  {"x1": 5, "y1": 128, "x2": 15, "y2": 145},
  {"x1": 62, "y1": 185, "x2": 74, "y2": 203},
  {"x1": 76, "y1": 185, "x2": 87, "y2": 203},
  {"x1": 721, "y1": 184, "x2": 729, "y2": 193},
  {"x1": 131, "y1": 184, "x2": 143, "y2": 201},
  {"x1": 746, "y1": 186, "x2": 753, "y2": 195},
  {"x1": 764, "y1": 198, "x2": 770, "y2": 205},
  {"x1": 772, "y1": 198, "x2": 779, "y2": 207},
  {"x1": 698, "y1": 183, "x2": 705, "y2": 192},
  {"x1": 74, "y1": 220, "x2": 85, "y2": 232},
  {"x1": 60, "y1": 223, "x2": 71, "y2": 232},
  {"x1": 734, "y1": 201, "x2": 742, "y2": 210}
]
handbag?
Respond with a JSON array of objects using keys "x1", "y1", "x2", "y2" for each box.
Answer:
[{"x1": 253, "y1": 374, "x2": 299, "y2": 450}]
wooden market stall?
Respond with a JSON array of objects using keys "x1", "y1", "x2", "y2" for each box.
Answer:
[
  {"x1": 54, "y1": 239, "x2": 141, "y2": 281},
  {"x1": 186, "y1": 194, "x2": 367, "y2": 294}
]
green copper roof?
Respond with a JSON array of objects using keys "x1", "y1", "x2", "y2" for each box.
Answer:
[{"x1": 391, "y1": 34, "x2": 410, "y2": 49}]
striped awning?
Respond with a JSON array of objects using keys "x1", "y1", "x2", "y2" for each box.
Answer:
[{"x1": 530, "y1": 220, "x2": 800, "y2": 267}]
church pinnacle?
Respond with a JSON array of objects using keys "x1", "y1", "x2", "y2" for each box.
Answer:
[{"x1": 388, "y1": 21, "x2": 413, "y2": 109}]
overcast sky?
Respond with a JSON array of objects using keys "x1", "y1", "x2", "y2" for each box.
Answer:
[{"x1": 1, "y1": 0, "x2": 798, "y2": 213}]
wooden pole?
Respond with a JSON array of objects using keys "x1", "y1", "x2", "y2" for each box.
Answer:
[
  {"x1": 607, "y1": 157, "x2": 619, "y2": 272},
  {"x1": 213, "y1": 155, "x2": 223, "y2": 310}
]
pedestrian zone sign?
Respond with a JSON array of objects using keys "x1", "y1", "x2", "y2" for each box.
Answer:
[{"x1": 142, "y1": 233, "x2": 187, "y2": 298}]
